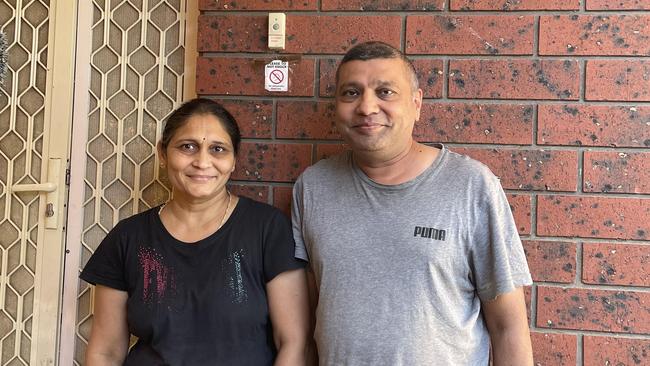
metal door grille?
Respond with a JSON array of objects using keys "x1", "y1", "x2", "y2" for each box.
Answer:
[
  {"x1": 73, "y1": 0, "x2": 186, "y2": 364},
  {"x1": 0, "y1": 1, "x2": 49, "y2": 365}
]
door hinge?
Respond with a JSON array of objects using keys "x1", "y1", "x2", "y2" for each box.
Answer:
[{"x1": 65, "y1": 168, "x2": 71, "y2": 186}]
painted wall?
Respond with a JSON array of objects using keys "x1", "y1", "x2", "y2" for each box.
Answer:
[{"x1": 197, "y1": 1, "x2": 650, "y2": 364}]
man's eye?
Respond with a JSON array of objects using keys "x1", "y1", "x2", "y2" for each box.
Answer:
[
  {"x1": 378, "y1": 89, "x2": 395, "y2": 97},
  {"x1": 341, "y1": 89, "x2": 359, "y2": 97}
]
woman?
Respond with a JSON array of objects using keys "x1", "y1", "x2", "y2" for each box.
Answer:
[{"x1": 81, "y1": 98, "x2": 310, "y2": 365}]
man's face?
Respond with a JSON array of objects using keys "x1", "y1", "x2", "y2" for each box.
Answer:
[{"x1": 335, "y1": 58, "x2": 423, "y2": 157}]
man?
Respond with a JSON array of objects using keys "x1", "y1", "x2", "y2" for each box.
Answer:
[{"x1": 292, "y1": 41, "x2": 533, "y2": 365}]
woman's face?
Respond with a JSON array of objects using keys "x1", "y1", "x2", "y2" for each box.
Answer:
[{"x1": 159, "y1": 113, "x2": 236, "y2": 203}]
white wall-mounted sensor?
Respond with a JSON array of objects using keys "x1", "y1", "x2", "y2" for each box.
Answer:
[{"x1": 268, "y1": 13, "x2": 286, "y2": 50}]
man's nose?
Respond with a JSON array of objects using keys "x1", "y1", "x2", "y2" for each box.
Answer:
[{"x1": 355, "y1": 92, "x2": 379, "y2": 115}]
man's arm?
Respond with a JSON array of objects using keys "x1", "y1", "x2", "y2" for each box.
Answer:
[
  {"x1": 305, "y1": 266, "x2": 319, "y2": 365},
  {"x1": 482, "y1": 286, "x2": 533, "y2": 366}
]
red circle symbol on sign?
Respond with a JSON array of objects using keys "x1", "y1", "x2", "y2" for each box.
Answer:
[{"x1": 270, "y1": 69, "x2": 284, "y2": 84}]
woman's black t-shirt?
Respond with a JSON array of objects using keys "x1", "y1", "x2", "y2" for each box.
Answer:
[{"x1": 80, "y1": 197, "x2": 305, "y2": 365}]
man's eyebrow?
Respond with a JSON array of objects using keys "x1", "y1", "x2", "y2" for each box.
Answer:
[
  {"x1": 374, "y1": 80, "x2": 397, "y2": 88},
  {"x1": 337, "y1": 80, "x2": 397, "y2": 89},
  {"x1": 337, "y1": 81, "x2": 361, "y2": 89}
]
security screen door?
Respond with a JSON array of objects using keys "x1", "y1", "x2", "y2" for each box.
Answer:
[
  {"x1": 0, "y1": 0, "x2": 76, "y2": 364},
  {"x1": 0, "y1": 1, "x2": 192, "y2": 365},
  {"x1": 60, "y1": 0, "x2": 192, "y2": 365}
]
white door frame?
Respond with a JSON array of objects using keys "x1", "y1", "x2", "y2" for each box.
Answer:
[
  {"x1": 57, "y1": 0, "x2": 92, "y2": 364},
  {"x1": 29, "y1": 0, "x2": 78, "y2": 364}
]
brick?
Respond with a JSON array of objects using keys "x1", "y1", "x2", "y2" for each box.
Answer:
[
  {"x1": 199, "y1": 0, "x2": 317, "y2": 10},
  {"x1": 316, "y1": 143, "x2": 347, "y2": 161},
  {"x1": 587, "y1": 0, "x2": 650, "y2": 10},
  {"x1": 530, "y1": 332, "x2": 577, "y2": 366},
  {"x1": 586, "y1": 60, "x2": 650, "y2": 101},
  {"x1": 320, "y1": 59, "x2": 339, "y2": 97},
  {"x1": 584, "y1": 151, "x2": 650, "y2": 193},
  {"x1": 451, "y1": 0, "x2": 580, "y2": 10},
  {"x1": 449, "y1": 60, "x2": 580, "y2": 100},
  {"x1": 228, "y1": 184, "x2": 269, "y2": 204},
  {"x1": 319, "y1": 59, "x2": 443, "y2": 98},
  {"x1": 196, "y1": 57, "x2": 315, "y2": 97},
  {"x1": 537, "y1": 287, "x2": 650, "y2": 333},
  {"x1": 452, "y1": 148, "x2": 578, "y2": 191},
  {"x1": 537, "y1": 195, "x2": 650, "y2": 240},
  {"x1": 215, "y1": 100, "x2": 272, "y2": 139},
  {"x1": 523, "y1": 241, "x2": 576, "y2": 283},
  {"x1": 322, "y1": 0, "x2": 444, "y2": 10},
  {"x1": 540, "y1": 15, "x2": 650, "y2": 56},
  {"x1": 285, "y1": 16, "x2": 401, "y2": 54},
  {"x1": 198, "y1": 15, "x2": 401, "y2": 54},
  {"x1": 272, "y1": 186, "x2": 293, "y2": 217},
  {"x1": 582, "y1": 242, "x2": 650, "y2": 286},
  {"x1": 415, "y1": 103, "x2": 533, "y2": 144},
  {"x1": 233, "y1": 143, "x2": 312, "y2": 182},
  {"x1": 507, "y1": 194, "x2": 532, "y2": 235},
  {"x1": 276, "y1": 101, "x2": 341, "y2": 140},
  {"x1": 538, "y1": 104, "x2": 650, "y2": 148},
  {"x1": 406, "y1": 15, "x2": 534, "y2": 55},
  {"x1": 584, "y1": 336, "x2": 650, "y2": 365},
  {"x1": 198, "y1": 15, "x2": 266, "y2": 52},
  {"x1": 412, "y1": 60, "x2": 444, "y2": 98}
]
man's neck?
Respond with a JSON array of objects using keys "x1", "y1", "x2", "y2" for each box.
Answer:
[{"x1": 353, "y1": 141, "x2": 440, "y2": 185}]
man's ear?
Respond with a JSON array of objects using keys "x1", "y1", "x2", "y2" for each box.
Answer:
[{"x1": 413, "y1": 88, "x2": 424, "y2": 122}]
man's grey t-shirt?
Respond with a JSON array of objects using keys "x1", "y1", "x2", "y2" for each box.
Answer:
[{"x1": 292, "y1": 146, "x2": 532, "y2": 366}]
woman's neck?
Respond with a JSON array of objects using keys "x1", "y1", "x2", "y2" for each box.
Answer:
[{"x1": 159, "y1": 190, "x2": 235, "y2": 243}]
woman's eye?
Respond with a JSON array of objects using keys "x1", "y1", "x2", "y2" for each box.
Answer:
[
  {"x1": 179, "y1": 143, "x2": 197, "y2": 152},
  {"x1": 211, "y1": 146, "x2": 225, "y2": 153}
]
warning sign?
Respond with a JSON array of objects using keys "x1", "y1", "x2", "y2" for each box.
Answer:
[{"x1": 265, "y1": 60, "x2": 288, "y2": 92}]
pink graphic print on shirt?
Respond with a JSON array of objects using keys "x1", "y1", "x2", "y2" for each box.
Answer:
[{"x1": 138, "y1": 247, "x2": 176, "y2": 304}]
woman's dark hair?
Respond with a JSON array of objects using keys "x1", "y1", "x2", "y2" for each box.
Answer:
[{"x1": 160, "y1": 98, "x2": 241, "y2": 154}]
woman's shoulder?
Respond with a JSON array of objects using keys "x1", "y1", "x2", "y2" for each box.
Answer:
[
  {"x1": 231, "y1": 197, "x2": 292, "y2": 232},
  {"x1": 110, "y1": 206, "x2": 160, "y2": 233},
  {"x1": 236, "y1": 196, "x2": 285, "y2": 219}
]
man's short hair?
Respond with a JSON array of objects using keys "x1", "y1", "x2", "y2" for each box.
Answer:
[{"x1": 335, "y1": 41, "x2": 419, "y2": 92}]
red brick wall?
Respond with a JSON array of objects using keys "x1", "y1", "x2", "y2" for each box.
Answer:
[{"x1": 197, "y1": 1, "x2": 650, "y2": 364}]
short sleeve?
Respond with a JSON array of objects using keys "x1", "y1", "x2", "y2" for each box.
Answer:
[
  {"x1": 470, "y1": 175, "x2": 532, "y2": 301},
  {"x1": 80, "y1": 222, "x2": 128, "y2": 291},
  {"x1": 291, "y1": 176, "x2": 309, "y2": 262},
  {"x1": 263, "y1": 210, "x2": 306, "y2": 282}
]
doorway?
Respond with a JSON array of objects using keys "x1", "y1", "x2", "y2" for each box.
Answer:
[{"x1": 0, "y1": 1, "x2": 196, "y2": 364}]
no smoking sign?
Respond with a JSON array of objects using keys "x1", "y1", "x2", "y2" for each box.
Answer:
[
  {"x1": 265, "y1": 60, "x2": 289, "y2": 92},
  {"x1": 270, "y1": 69, "x2": 284, "y2": 84}
]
